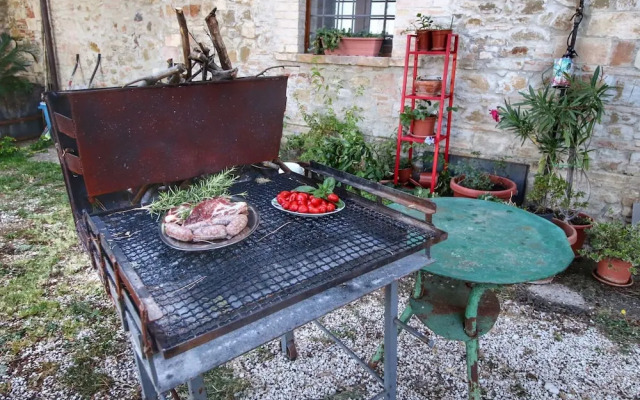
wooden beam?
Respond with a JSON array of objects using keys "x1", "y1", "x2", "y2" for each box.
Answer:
[
  {"x1": 175, "y1": 7, "x2": 192, "y2": 79},
  {"x1": 205, "y1": 7, "x2": 233, "y2": 71}
]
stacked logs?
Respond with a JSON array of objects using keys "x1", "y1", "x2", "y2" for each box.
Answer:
[{"x1": 124, "y1": 7, "x2": 237, "y2": 87}]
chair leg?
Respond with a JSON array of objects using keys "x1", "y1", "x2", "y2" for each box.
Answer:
[{"x1": 465, "y1": 338, "x2": 481, "y2": 400}]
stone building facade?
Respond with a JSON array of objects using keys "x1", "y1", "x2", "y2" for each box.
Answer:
[{"x1": 3, "y1": 0, "x2": 640, "y2": 220}]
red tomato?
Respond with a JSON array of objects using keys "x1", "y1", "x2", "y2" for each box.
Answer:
[
  {"x1": 289, "y1": 203, "x2": 299, "y2": 212},
  {"x1": 327, "y1": 193, "x2": 339, "y2": 203},
  {"x1": 309, "y1": 206, "x2": 320, "y2": 214},
  {"x1": 327, "y1": 203, "x2": 336, "y2": 212},
  {"x1": 277, "y1": 196, "x2": 285, "y2": 205},
  {"x1": 282, "y1": 201, "x2": 291, "y2": 210},
  {"x1": 298, "y1": 205, "x2": 309, "y2": 213},
  {"x1": 319, "y1": 205, "x2": 327, "y2": 213},
  {"x1": 280, "y1": 191, "x2": 290, "y2": 197},
  {"x1": 289, "y1": 194, "x2": 297, "y2": 202},
  {"x1": 296, "y1": 193, "x2": 308, "y2": 202},
  {"x1": 310, "y1": 196, "x2": 322, "y2": 207}
]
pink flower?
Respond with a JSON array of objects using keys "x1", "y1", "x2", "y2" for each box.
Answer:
[{"x1": 489, "y1": 109, "x2": 500, "y2": 122}]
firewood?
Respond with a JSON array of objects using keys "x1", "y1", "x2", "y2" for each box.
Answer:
[
  {"x1": 122, "y1": 65, "x2": 186, "y2": 87},
  {"x1": 205, "y1": 7, "x2": 233, "y2": 71},
  {"x1": 175, "y1": 8, "x2": 192, "y2": 79},
  {"x1": 209, "y1": 68, "x2": 238, "y2": 81}
]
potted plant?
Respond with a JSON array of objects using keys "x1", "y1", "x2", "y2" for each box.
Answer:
[
  {"x1": 0, "y1": 33, "x2": 41, "y2": 141},
  {"x1": 449, "y1": 158, "x2": 518, "y2": 201},
  {"x1": 404, "y1": 13, "x2": 434, "y2": 51},
  {"x1": 398, "y1": 157, "x2": 413, "y2": 184},
  {"x1": 400, "y1": 101, "x2": 438, "y2": 138},
  {"x1": 430, "y1": 17, "x2": 454, "y2": 51},
  {"x1": 414, "y1": 75, "x2": 442, "y2": 96},
  {"x1": 496, "y1": 66, "x2": 611, "y2": 252},
  {"x1": 525, "y1": 173, "x2": 564, "y2": 221},
  {"x1": 581, "y1": 221, "x2": 640, "y2": 287},
  {"x1": 311, "y1": 28, "x2": 383, "y2": 56}
]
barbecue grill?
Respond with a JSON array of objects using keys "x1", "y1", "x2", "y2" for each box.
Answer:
[{"x1": 45, "y1": 76, "x2": 446, "y2": 399}]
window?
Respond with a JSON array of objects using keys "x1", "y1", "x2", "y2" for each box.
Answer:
[{"x1": 305, "y1": 0, "x2": 396, "y2": 55}]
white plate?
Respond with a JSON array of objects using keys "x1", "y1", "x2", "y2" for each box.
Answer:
[{"x1": 271, "y1": 197, "x2": 345, "y2": 217}]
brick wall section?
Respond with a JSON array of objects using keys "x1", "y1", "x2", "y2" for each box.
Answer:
[{"x1": 4, "y1": 0, "x2": 639, "y2": 221}]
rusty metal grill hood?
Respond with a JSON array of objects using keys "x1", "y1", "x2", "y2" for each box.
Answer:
[{"x1": 45, "y1": 76, "x2": 288, "y2": 241}]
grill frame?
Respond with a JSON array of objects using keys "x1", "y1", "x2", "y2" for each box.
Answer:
[{"x1": 86, "y1": 165, "x2": 445, "y2": 358}]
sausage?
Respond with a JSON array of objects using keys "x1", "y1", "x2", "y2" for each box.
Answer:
[
  {"x1": 164, "y1": 222, "x2": 194, "y2": 242},
  {"x1": 225, "y1": 214, "x2": 248, "y2": 237},
  {"x1": 192, "y1": 224, "x2": 227, "y2": 241}
]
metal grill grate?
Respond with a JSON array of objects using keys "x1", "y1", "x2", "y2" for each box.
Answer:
[{"x1": 93, "y1": 172, "x2": 434, "y2": 354}]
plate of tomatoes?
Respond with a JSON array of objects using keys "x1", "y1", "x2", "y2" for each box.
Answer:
[{"x1": 272, "y1": 178, "x2": 345, "y2": 216}]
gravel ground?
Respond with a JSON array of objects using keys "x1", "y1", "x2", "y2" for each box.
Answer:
[
  {"x1": 1, "y1": 152, "x2": 639, "y2": 399},
  {"x1": 2, "y1": 270, "x2": 639, "y2": 399}
]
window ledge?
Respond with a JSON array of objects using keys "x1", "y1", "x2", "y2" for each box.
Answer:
[{"x1": 275, "y1": 53, "x2": 405, "y2": 68}]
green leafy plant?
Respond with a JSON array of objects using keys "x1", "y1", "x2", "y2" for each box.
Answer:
[
  {"x1": 404, "y1": 13, "x2": 434, "y2": 32},
  {"x1": 580, "y1": 222, "x2": 640, "y2": 273},
  {"x1": 526, "y1": 172, "x2": 587, "y2": 218},
  {"x1": 400, "y1": 101, "x2": 438, "y2": 126},
  {"x1": 496, "y1": 67, "x2": 611, "y2": 218},
  {"x1": 0, "y1": 136, "x2": 20, "y2": 158},
  {"x1": 284, "y1": 66, "x2": 395, "y2": 181},
  {"x1": 294, "y1": 177, "x2": 336, "y2": 198},
  {"x1": 0, "y1": 33, "x2": 38, "y2": 100},
  {"x1": 310, "y1": 28, "x2": 383, "y2": 54},
  {"x1": 451, "y1": 159, "x2": 492, "y2": 191},
  {"x1": 399, "y1": 157, "x2": 412, "y2": 169},
  {"x1": 311, "y1": 27, "x2": 345, "y2": 53},
  {"x1": 346, "y1": 30, "x2": 384, "y2": 38}
]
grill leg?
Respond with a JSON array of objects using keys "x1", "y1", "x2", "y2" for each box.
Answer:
[
  {"x1": 280, "y1": 330, "x2": 297, "y2": 360},
  {"x1": 133, "y1": 351, "x2": 159, "y2": 400},
  {"x1": 187, "y1": 374, "x2": 208, "y2": 400},
  {"x1": 383, "y1": 281, "x2": 398, "y2": 400},
  {"x1": 369, "y1": 304, "x2": 413, "y2": 369}
]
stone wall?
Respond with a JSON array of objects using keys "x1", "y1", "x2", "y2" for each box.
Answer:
[
  {"x1": 3, "y1": 0, "x2": 45, "y2": 85},
  {"x1": 3, "y1": 0, "x2": 639, "y2": 221}
]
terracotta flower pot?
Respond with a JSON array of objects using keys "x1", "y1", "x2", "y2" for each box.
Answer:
[
  {"x1": 419, "y1": 172, "x2": 438, "y2": 188},
  {"x1": 398, "y1": 167, "x2": 412, "y2": 184},
  {"x1": 430, "y1": 29, "x2": 452, "y2": 51},
  {"x1": 414, "y1": 79, "x2": 442, "y2": 96},
  {"x1": 324, "y1": 37, "x2": 383, "y2": 56},
  {"x1": 412, "y1": 117, "x2": 436, "y2": 138},
  {"x1": 526, "y1": 219, "x2": 577, "y2": 285},
  {"x1": 551, "y1": 218, "x2": 578, "y2": 246},
  {"x1": 416, "y1": 30, "x2": 431, "y2": 51},
  {"x1": 324, "y1": 37, "x2": 383, "y2": 57},
  {"x1": 450, "y1": 174, "x2": 518, "y2": 201},
  {"x1": 569, "y1": 212, "x2": 594, "y2": 255},
  {"x1": 594, "y1": 257, "x2": 633, "y2": 286}
]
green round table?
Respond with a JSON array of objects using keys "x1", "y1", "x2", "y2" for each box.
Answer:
[{"x1": 374, "y1": 197, "x2": 574, "y2": 399}]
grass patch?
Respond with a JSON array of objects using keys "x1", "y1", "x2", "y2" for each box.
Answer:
[
  {"x1": 176, "y1": 366, "x2": 251, "y2": 400},
  {"x1": 61, "y1": 355, "x2": 114, "y2": 398},
  {"x1": 594, "y1": 311, "x2": 640, "y2": 351},
  {"x1": 1, "y1": 154, "x2": 122, "y2": 397}
]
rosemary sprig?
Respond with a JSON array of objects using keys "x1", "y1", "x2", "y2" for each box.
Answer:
[{"x1": 146, "y1": 169, "x2": 239, "y2": 216}]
